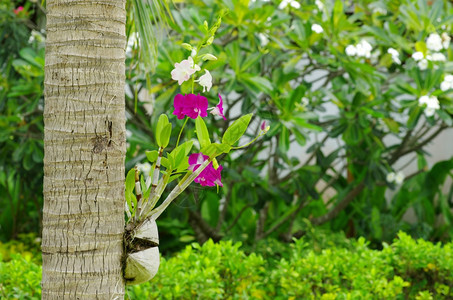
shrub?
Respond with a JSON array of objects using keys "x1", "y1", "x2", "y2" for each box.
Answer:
[
  {"x1": 2, "y1": 232, "x2": 453, "y2": 299},
  {"x1": 0, "y1": 254, "x2": 41, "y2": 299},
  {"x1": 126, "y1": 232, "x2": 453, "y2": 299}
]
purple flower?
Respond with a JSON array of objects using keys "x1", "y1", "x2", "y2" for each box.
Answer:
[
  {"x1": 209, "y1": 94, "x2": 227, "y2": 120},
  {"x1": 188, "y1": 153, "x2": 223, "y2": 187},
  {"x1": 188, "y1": 153, "x2": 209, "y2": 172},
  {"x1": 173, "y1": 94, "x2": 208, "y2": 120}
]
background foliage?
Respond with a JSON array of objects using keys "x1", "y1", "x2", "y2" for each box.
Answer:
[
  {"x1": 0, "y1": 0, "x2": 45, "y2": 241},
  {"x1": 1, "y1": 0, "x2": 453, "y2": 254},
  {"x1": 2, "y1": 231, "x2": 453, "y2": 299},
  {"x1": 125, "y1": 0, "x2": 453, "y2": 252}
]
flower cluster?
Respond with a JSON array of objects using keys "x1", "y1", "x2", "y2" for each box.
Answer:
[
  {"x1": 311, "y1": 24, "x2": 323, "y2": 34},
  {"x1": 386, "y1": 171, "x2": 404, "y2": 185},
  {"x1": 169, "y1": 44, "x2": 228, "y2": 186},
  {"x1": 315, "y1": 0, "x2": 324, "y2": 10},
  {"x1": 387, "y1": 48, "x2": 401, "y2": 65},
  {"x1": 278, "y1": 0, "x2": 300, "y2": 9},
  {"x1": 412, "y1": 32, "x2": 450, "y2": 70},
  {"x1": 13, "y1": 6, "x2": 24, "y2": 15},
  {"x1": 345, "y1": 40, "x2": 373, "y2": 58},
  {"x1": 440, "y1": 75, "x2": 453, "y2": 92},
  {"x1": 418, "y1": 95, "x2": 440, "y2": 118}
]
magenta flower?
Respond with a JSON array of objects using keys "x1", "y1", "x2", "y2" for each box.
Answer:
[
  {"x1": 188, "y1": 153, "x2": 223, "y2": 187},
  {"x1": 173, "y1": 94, "x2": 208, "y2": 120},
  {"x1": 14, "y1": 6, "x2": 24, "y2": 14},
  {"x1": 196, "y1": 165, "x2": 223, "y2": 187},
  {"x1": 188, "y1": 153, "x2": 209, "y2": 172},
  {"x1": 209, "y1": 94, "x2": 227, "y2": 120}
]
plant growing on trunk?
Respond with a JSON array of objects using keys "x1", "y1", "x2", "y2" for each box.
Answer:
[{"x1": 122, "y1": 15, "x2": 268, "y2": 285}]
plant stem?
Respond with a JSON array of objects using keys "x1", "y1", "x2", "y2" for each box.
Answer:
[{"x1": 176, "y1": 117, "x2": 188, "y2": 148}]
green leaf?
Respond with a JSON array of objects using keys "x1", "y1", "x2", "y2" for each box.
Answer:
[
  {"x1": 291, "y1": 117, "x2": 323, "y2": 132},
  {"x1": 195, "y1": 116, "x2": 211, "y2": 149},
  {"x1": 156, "y1": 114, "x2": 170, "y2": 147},
  {"x1": 222, "y1": 114, "x2": 253, "y2": 146},
  {"x1": 407, "y1": 106, "x2": 421, "y2": 129},
  {"x1": 182, "y1": 140, "x2": 194, "y2": 155},
  {"x1": 125, "y1": 168, "x2": 136, "y2": 214},
  {"x1": 200, "y1": 143, "x2": 231, "y2": 159},
  {"x1": 146, "y1": 150, "x2": 159, "y2": 163},
  {"x1": 161, "y1": 123, "x2": 172, "y2": 148},
  {"x1": 437, "y1": 110, "x2": 452, "y2": 126},
  {"x1": 279, "y1": 126, "x2": 290, "y2": 152},
  {"x1": 161, "y1": 157, "x2": 170, "y2": 169},
  {"x1": 371, "y1": 206, "x2": 383, "y2": 240}
]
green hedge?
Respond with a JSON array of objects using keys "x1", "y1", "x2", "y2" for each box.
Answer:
[{"x1": 1, "y1": 232, "x2": 452, "y2": 299}]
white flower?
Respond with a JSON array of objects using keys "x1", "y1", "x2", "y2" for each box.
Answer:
[
  {"x1": 315, "y1": 0, "x2": 324, "y2": 10},
  {"x1": 311, "y1": 24, "x2": 323, "y2": 34},
  {"x1": 290, "y1": 0, "x2": 300, "y2": 8},
  {"x1": 372, "y1": 7, "x2": 387, "y2": 14},
  {"x1": 426, "y1": 33, "x2": 443, "y2": 52},
  {"x1": 412, "y1": 51, "x2": 424, "y2": 61},
  {"x1": 137, "y1": 163, "x2": 152, "y2": 177},
  {"x1": 198, "y1": 70, "x2": 212, "y2": 92},
  {"x1": 418, "y1": 59, "x2": 428, "y2": 70},
  {"x1": 345, "y1": 45, "x2": 357, "y2": 56},
  {"x1": 258, "y1": 33, "x2": 269, "y2": 47},
  {"x1": 418, "y1": 95, "x2": 440, "y2": 117},
  {"x1": 171, "y1": 57, "x2": 200, "y2": 85},
  {"x1": 356, "y1": 40, "x2": 372, "y2": 58},
  {"x1": 440, "y1": 74, "x2": 453, "y2": 91},
  {"x1": 279, "y1": 0, "x2": 299, "y2": 9},
  {"x1": 387, "y1": 48, "x2": 401, "y2": 64},
  {"x1": 394, "y1": 171, "x2": 405, "y2": 185},
  {"x1": 278, "y1": 0, "x2": 290, "y2": 9},
  {"x1": 301, "y1": 97, "x2": 309, "y2": 106},
  {"x1": 126, "y1": 129, "x2": 133, "y2": 139},
  {"x1": 441, "y1": 32, "x2": 451, "y2": 49},
  {"x1": 431, "y1": 52, "x2": 446, "y2": 62},
  {"x1": 386, "y1": 172, "x2": 396, "y2": 183}
]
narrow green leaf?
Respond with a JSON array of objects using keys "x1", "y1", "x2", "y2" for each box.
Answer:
[{"x1": 279, "y1": 126, "x2": 290, "y2": 152}]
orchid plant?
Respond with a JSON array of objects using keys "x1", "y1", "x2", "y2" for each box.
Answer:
[{"x1": 124, "y1": 14, "x2": 268, "y2": 231}]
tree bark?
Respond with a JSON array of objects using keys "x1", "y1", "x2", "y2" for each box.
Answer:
[{"x1": 42, "y1": 0, "x2": 126, "y2": 298}]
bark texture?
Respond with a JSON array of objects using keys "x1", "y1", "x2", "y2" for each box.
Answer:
[{"x1": 42, "y1": 0, "x2": 126, "y2": 298}]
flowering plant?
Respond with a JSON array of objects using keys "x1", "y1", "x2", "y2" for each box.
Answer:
[
  {"x1": 123, "y1": 14, "x2": 268, "y2": 284},
  {"x1": 124, "y1": 0, "x2": 453, "y2": 253}
]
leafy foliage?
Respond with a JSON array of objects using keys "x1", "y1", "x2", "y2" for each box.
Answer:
[
  {"x1": 3, "y1": 232, "x2": 453, "y2": 299},
  {"x1": 0, "y1": 0, "x2": 45, "y2": 241},
  {"x1": 125, "y1": 0, "x2": 453, "y2": 252}
]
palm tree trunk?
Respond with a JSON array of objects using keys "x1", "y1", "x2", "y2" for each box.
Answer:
[{"x1": 42, "y1": 0, "x2": 126, "y2": 298}]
